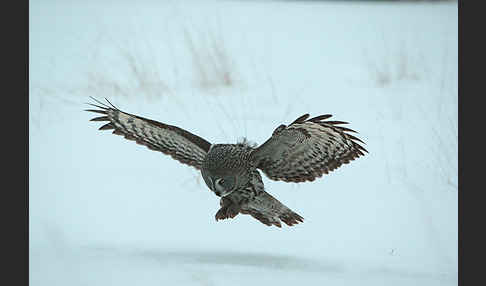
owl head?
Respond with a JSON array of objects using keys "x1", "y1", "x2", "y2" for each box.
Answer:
[{"x1": 201, "y1": 144, "x2": 252, "y2": 197}]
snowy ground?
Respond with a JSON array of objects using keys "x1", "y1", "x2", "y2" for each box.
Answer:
[{"x1": 29, "y1": 0, "x2": 457, "y2": 285}]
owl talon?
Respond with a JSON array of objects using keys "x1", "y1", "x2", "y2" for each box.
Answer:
[
  {"x1": 215, "y1": 204, "x2": 240, "y2": 221},
  {"x1": 215, "y1": 208, "x2": 225, "y2": 221},
  {"x1": 227, "y1": 204, "x2": 240, "y2": 218}
]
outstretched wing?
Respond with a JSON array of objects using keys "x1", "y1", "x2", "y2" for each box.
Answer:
[
  {"x1": 240, "y1": 191, "x2": 304, "y2": 228},
  {"x1": 86, "y1": 97, "x2": 211, "y2": 170},
  {"x1": 250, "y1": 114, "x2": 367, "y2": 183}
]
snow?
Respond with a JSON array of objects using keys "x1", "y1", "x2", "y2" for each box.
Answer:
[{"x1": 29, "y1": 0, "x2": 457, "y2": 285}]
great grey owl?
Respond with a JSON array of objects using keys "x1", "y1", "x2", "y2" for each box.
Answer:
[{"x1": 86, "y1": 98, "x2": 367, "y2": 228}]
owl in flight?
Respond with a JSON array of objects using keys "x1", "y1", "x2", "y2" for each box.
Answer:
[{"x1": 86, "y1": 98, "x2": 367, "y2": 228}]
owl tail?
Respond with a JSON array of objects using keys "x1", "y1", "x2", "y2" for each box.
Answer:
[{"x1": 240, "y1": 191, "x2": 304, "y2": 228}]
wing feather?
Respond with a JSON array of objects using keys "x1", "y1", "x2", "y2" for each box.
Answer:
[
  {"x1": 250, "y1": 113, "x2": 367, "y2": 183},
  {"x1": 86, "y1": 98, "x2": 211, "y2": 170}
]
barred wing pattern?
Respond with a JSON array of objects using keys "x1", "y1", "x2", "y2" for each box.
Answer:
[
  {"x1": 86, "y1": 98, "x2": 211, "y2": 170},
  {"x1": 251, "y1": 114, "x2": 367, "y2": 183}
]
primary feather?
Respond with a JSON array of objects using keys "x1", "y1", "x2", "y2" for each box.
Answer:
[
  {"x1": 86, "y1": 97, "x2": 211, "y2": 170},
  {"x1": 250, "y1": 113, "x2": 367, "y2": 183}
]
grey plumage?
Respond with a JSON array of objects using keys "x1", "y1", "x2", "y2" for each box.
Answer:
[{"x1": 86, "y1": 98, "x2": 367, "y2": 228}]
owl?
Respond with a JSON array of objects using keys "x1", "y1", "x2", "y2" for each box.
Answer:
[{"x1": 86, "y1": 98, "x2": 367, "y2": 227}]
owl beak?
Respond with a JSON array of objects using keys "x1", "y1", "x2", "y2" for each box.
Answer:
[
  {"x1": 210, "y1": 177, "x2": 222, "y2": 196},
  {"x1": 209, "y1": 177, "x2": 215, "y2": 191}
]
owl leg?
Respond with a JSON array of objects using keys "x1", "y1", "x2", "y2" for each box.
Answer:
[{"x1": 215, "y1": 196, "x2": 241, "y2": 221}]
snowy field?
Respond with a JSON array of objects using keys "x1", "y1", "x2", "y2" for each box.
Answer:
[{"x1": 29, "y1": 0, "x2": 457, "y2": 285}]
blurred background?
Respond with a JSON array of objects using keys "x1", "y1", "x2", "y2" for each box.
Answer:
[{"x1": 30, "y1": 0, "x2": 457, "y2": 285}]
